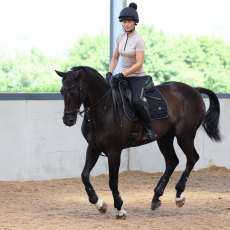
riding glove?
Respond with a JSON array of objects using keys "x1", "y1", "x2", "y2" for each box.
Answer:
[
  {"x1": 106, "y1": 72, "x2": 112, "y2": 81},
  {"x1": 113, "y1": 73, "x2": 125, "y2": 80}
]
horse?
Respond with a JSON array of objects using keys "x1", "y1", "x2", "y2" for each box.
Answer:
[{"x1": 55, "y1": 66, "x2": 221, "y2": 219}]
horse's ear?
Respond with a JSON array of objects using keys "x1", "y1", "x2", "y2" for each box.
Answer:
[{"x1": 55, "y1": 70, "x2": 67, "y2": 78}]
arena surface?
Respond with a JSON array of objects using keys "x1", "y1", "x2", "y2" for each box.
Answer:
[{"x1": 0, "y1": 166, "x2": 229, "y2": 230}]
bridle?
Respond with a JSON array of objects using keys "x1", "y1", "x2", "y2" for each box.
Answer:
[
  {"x1": 62, "y1": 81, "x2": 112, "y2": 118},
  {"x1": 62, "y1": 83, "x2": 83, "y2": 117},
  {"x1": 62, "y1": 78, "x2": 121, "y2": 156}
]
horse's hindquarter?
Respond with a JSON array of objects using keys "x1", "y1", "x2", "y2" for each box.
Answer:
[{"x1": 157, "y1": 82, "x2": 206, "y2": 135}]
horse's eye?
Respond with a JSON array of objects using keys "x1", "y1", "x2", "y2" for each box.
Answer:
[{"x1": 70, "y1": 91, "x2": 78, "y2": 97}]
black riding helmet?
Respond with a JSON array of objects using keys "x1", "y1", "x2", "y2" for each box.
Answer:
[{"x1": 119, "y1": 2, "x2": 139, "y2": 23}]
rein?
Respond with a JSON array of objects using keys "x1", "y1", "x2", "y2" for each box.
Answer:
[
  {"x1": 109, "y1": 79, "x2": 123, "y2": 127},
  {"x1": 78, "y1": 88, "x2": 112, "y2": 116},
  {"x1": 62, "y1": 73, "x2": 124, "y2": 130}
]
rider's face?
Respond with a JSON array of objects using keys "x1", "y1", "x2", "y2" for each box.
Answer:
[{"x1": 121, "y1": 20, "x2": 135, "y2": 32}]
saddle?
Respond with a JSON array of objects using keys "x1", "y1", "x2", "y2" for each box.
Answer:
[{"x1": 117, "y1": 76, "x2": 168, "y2": 122}]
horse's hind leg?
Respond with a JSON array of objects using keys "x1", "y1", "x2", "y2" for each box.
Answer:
[
  {"x1": 175, "y1": 134, "x2": 199, "y2": 207},
  {"x1": 81, "y1": 145, "x2": 107, "y2": 213},
  {"x1": 152, "y1": 133, "x2": 179, "y2": 210}
]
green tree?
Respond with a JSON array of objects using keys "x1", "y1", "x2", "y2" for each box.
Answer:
[
  {"x1": 175, "y1": 35, "x2": 230, "y2": 92},
  {"x1": 0, "y1": 47, "x2": 62, "y2": 92},
  {"x1": 0, "y1": 26, "x2": 230, "y2": 93},
  {"x1": 62, "y1": 33, "x2": 109, "y2": 76},
  {"x1": 138, "y1": 25, "x2": 230, "y2": 92}
]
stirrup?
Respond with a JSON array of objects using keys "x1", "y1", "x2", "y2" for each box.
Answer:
[{"x1": 142, "y1": 129, "x2": 157, "y2": 140}]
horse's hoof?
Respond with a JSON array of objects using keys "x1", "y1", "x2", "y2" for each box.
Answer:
[
  {"x1": 151, "y1": 201, "x2": 161, "y2": 210},
  {"x1": 98, "y1": 202, "x2": 107, "y2": 213},
  {"x1": 95, "y1": 199, "x2": 107, "y2": 214},
  {"x1": 175, "y1": 196, "x2": 185, "y2": 208},
  {"x1": 116, "y1": 209, "x2": 127, "y2": 220}
]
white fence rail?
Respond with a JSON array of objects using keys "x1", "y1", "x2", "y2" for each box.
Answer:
[{"x1": 0, "y1": 94, "x2": 229, "y2": 181}]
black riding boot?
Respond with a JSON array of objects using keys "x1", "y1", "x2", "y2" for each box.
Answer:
[{"x1": 137, "y1": 104, "x2": 157, "y2": 140}]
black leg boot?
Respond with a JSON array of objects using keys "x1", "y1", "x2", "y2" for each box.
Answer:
[{"x1": 137, "y1": 103, "x2": 157, "y2": 140}]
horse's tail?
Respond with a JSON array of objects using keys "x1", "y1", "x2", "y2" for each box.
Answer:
[{"x1": 195, "y1": 87, "x2": 221, "y2": 142}]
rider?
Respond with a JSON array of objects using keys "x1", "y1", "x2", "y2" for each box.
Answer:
[{"x1": 106, "y1": 2, "x2": 157, "y2": 140}]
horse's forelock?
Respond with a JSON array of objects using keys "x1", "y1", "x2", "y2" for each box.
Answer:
[
  {"x1": 62, "y1": 70, "x2": 78, "y2": 88},
  {"x1": 61, "y1": 66, "x2": 107, "y2": 90},
  {"x1": 64, "y1": 66, "x2": 107, "y2": 89}
]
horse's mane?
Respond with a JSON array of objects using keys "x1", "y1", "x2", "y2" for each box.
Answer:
[
  {"x1": 71, "y1": 66, "x2": 104, "y2": 80},
  {"x1": 63, "y1": 66, "x2": 109, "y2": 91}
]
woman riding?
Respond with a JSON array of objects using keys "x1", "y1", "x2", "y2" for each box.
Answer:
[{"x1": 106, "y1": 2, "x2": 157, "y2": 140}]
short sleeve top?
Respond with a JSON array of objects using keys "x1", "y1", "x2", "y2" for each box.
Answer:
[{"x1": 116, "y1": 31, "x2": 146, "y2": 77}]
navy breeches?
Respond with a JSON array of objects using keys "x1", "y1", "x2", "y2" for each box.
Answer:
[{"x1": 126, "y1": 76, "x2": 145, "y2": 108}]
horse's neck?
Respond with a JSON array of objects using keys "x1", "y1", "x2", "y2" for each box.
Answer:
[{"x1": 83, "y1": 75, "x2": 110, "y2": 109}]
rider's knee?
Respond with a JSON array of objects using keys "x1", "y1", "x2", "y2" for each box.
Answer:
[{"x1": 133, "y1": 99, "x2": 144, "y2": 110}]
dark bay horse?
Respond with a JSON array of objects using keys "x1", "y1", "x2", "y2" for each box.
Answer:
[{"x1": 55, "y1": 66, "x2": 221, "y2": 219}]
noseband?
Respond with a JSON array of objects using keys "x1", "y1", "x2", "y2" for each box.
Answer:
[{"x1": 62, "y1": 82, "x2": 86, "y2": 117}]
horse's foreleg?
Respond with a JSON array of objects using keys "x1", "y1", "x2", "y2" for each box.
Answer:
[
  {"x1": 108, "y1": 151, "x2": 126, "y2": 219},
  {"x1": 175, "y1": 135, "x2": 199, "y2": 207},
  {"x1": 81, "y1": 145, "x2": 107, "y2": 213},
  {"x1": 152, "y1": 135, "x2": 179, "y2": 210}
]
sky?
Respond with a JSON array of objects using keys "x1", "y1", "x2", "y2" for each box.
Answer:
[{"x1": 0, "y1": 0, "x2": 230, "y2": 56}]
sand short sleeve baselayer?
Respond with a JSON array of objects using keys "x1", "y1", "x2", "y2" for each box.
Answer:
[{"x1": 116, "y1": 31, "x2": 146, "y2": 77}]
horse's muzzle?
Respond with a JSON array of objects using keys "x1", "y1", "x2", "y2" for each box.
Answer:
[{"x1": 62, "y1": 115, "x2": 77, "y2": 126}]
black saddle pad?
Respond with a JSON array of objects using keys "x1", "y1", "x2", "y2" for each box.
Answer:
[{"x1": 118, "y1": 80, "x2": 168, "y2": 122}]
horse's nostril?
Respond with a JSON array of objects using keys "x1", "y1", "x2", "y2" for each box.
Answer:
[{"x1": 69, "y1": 119, "x2": 74, "y2": 124}]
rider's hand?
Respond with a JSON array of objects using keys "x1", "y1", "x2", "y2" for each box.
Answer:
[
  {"x1": 113, "y1": 73, "x2": 125, "y2": 80},
  {"x1": 111, "y1": 73, "x2": 125, "y2": 86},
  {"x1": 106, "y1": 72, "x2": 112, "y2": 81}
]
